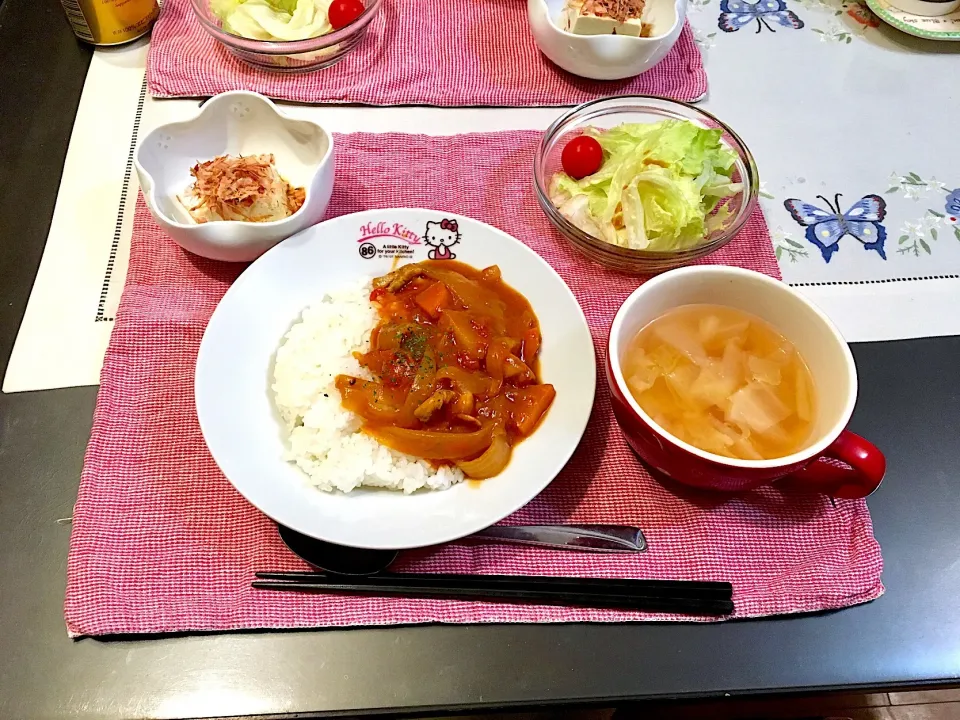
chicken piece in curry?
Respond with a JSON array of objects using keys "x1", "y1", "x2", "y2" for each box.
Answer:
[{"x1": 335, "y1": 261, "x2": 556, "y2": 479}]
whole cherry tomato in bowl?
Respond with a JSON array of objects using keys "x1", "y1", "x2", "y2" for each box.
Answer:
[
  {"x1": 560, "y1": 135, "x2": 603, "y2": 180},
  {"x1": 328, "y1": 0, "x2": 365, "y2": 30},
  {"x1": 191, "y1": 0, "x2": 382, "y2": 73}
]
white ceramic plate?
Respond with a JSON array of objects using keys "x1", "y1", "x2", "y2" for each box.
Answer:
[{"x1": 196, "y1": 209, "x2": 597, "y2": 550}]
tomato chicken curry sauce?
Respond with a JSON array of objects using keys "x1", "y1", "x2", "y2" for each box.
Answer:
[{"x1": 335, "y1": 261, "x2": 556, "y2": 479}]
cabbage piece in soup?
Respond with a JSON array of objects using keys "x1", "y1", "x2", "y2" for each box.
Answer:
[{"x1": 623, "y1": 304, "x2": 816, "y2": 461}]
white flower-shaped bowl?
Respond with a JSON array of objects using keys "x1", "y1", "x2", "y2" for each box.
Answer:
[
  {"x1": 528, "y1": 0, "x2": 688, "y2": 80},
  {"x1": 135, "y1": 91, "x2": 335, "y2": 263}
]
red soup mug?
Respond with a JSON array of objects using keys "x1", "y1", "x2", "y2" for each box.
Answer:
[{"x1": 606, "y1": 266, "x2": 886, "y2": 499}]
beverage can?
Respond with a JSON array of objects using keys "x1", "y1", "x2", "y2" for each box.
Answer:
[{"x1": 59, "y1": 0, "x2": 160, "y2": 46}]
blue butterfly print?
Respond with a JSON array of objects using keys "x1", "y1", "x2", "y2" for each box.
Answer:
[
  {"x1": 945, "y1": 188, "x2": 960, "y2": 220},
  {"x1": 718, "y1": 0, "x2": 804, "y2": 33},
  {"x1": 783, "y1": 194, "x2": 887, "y2": 263}
]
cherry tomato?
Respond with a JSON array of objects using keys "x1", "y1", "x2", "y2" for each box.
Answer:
[
  {"x1": 328, "y1": 0, "x2": 365, "y2": 30},
  {"x1": 560, "y1": 135, "x2": 603, "y2": 180}
]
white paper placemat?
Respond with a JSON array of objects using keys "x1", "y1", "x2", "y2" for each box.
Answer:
[
  {"x1": 2, "y1": 42, "x2": 148, "y2": 393},
  {"x1": 5, "y1": 0, "x2": 960, "y2": 393}
]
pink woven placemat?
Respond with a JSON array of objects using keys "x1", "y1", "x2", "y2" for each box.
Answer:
[
  {"x1": 147, "y1": 0, "x2": 707, "y2": 106},
  {"x1": 65, "y1": 131, "x2": 883, "y2": 637}
]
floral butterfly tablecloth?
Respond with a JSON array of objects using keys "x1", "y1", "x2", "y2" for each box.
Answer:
[{"x1": 687, "y1": 0, "x2": 960, "y2": 334}]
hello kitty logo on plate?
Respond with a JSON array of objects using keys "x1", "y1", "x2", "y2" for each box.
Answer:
[
  {"x1": 424, "y1": 218, "x2": 461, "y2": 261},
  {"x1": 356, "y1": 217, "x2": 463, "y2": 261}
]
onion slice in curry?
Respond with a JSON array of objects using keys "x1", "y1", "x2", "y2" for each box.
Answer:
[
  {"x1": 368, "y1": 424, "x2": 495, "y2": 461},
  {"x1": 456, "y1": 431, "x2": 511, "y2": 478}
]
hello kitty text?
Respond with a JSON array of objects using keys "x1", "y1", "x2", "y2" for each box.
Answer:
[{"x1": 357, "y1": 222, "x2": 422, "y2": 245}]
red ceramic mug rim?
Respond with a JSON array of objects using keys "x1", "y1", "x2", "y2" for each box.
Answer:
[{"x1": 608, "y1": 266, "x2": 859, "y2": 470}]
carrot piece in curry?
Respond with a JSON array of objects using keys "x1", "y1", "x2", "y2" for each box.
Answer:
[{"x1": 414, "y1": 281, "x2": 452, "y2": 320}]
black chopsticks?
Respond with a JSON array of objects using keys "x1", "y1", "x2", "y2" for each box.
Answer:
[{"x1": 253, "y1": 571, "x2": 734, "y2": 616}]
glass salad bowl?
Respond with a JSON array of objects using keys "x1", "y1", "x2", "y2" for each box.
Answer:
[
  {"x1": 191, "y1": 0, "x2": 383, "y2": 73},
  {"x1": 534, "y1": 96, "x2": 760, "y2": 275}
]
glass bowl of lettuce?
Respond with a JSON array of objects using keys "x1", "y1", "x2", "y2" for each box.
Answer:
[
  {"x1": 192, "y1": 0, "x2": 383, "y2": 72},
  {"x1": 534, "y1": 96, "x2": 759, "y2": 275}
]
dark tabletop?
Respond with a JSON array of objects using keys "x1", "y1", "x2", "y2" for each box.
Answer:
[{"x1": 2, "y1": 1, "x2": 960, "y2": 718}]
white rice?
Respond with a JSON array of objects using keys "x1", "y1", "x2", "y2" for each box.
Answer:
[{"x1": 272, "y1": 277, "x2": 464, "y2": 494}]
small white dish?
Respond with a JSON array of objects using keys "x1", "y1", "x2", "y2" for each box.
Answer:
[
  {"x1": 195, "y1": 208, "x2": 597, "y2": 550},
  {"x1": 528, "y1": 0, "x2": 687, "y2": 80},
  {"x1": 135, "y1": 91, "x2": 335, "y2": 263}
]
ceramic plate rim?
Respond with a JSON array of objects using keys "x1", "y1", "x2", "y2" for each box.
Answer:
[{"x1": 866, "y1": 0, "x2": 960, "y2": 39}]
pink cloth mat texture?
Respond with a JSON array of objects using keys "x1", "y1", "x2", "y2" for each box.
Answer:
[
  {"x1": 147, "y1": 0, "x2": 708, "y2": 106},
  {"x1": 65, "y1": 131, "x2": 883, "y2": 637}
]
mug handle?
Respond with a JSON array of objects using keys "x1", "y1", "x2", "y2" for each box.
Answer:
[{"x1": 785, "y1": 430, "x2": 886, "y2": 499}]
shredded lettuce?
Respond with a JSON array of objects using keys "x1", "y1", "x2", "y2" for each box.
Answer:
[
  {"x1": 212, "y1": 0, "x2": 333, "y2": 41},
  {"x1": 549, "y1": 120, "x2": 743, "y2": 251}
]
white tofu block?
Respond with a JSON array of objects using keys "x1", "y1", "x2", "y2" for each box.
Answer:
[{"x1": 562, "y1": 1, "x2": 645, "y2": 35}]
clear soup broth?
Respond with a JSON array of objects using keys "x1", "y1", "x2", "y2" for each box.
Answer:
[{"x1": 623, "y1": 304, "x2": 817, "y2": 461}]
